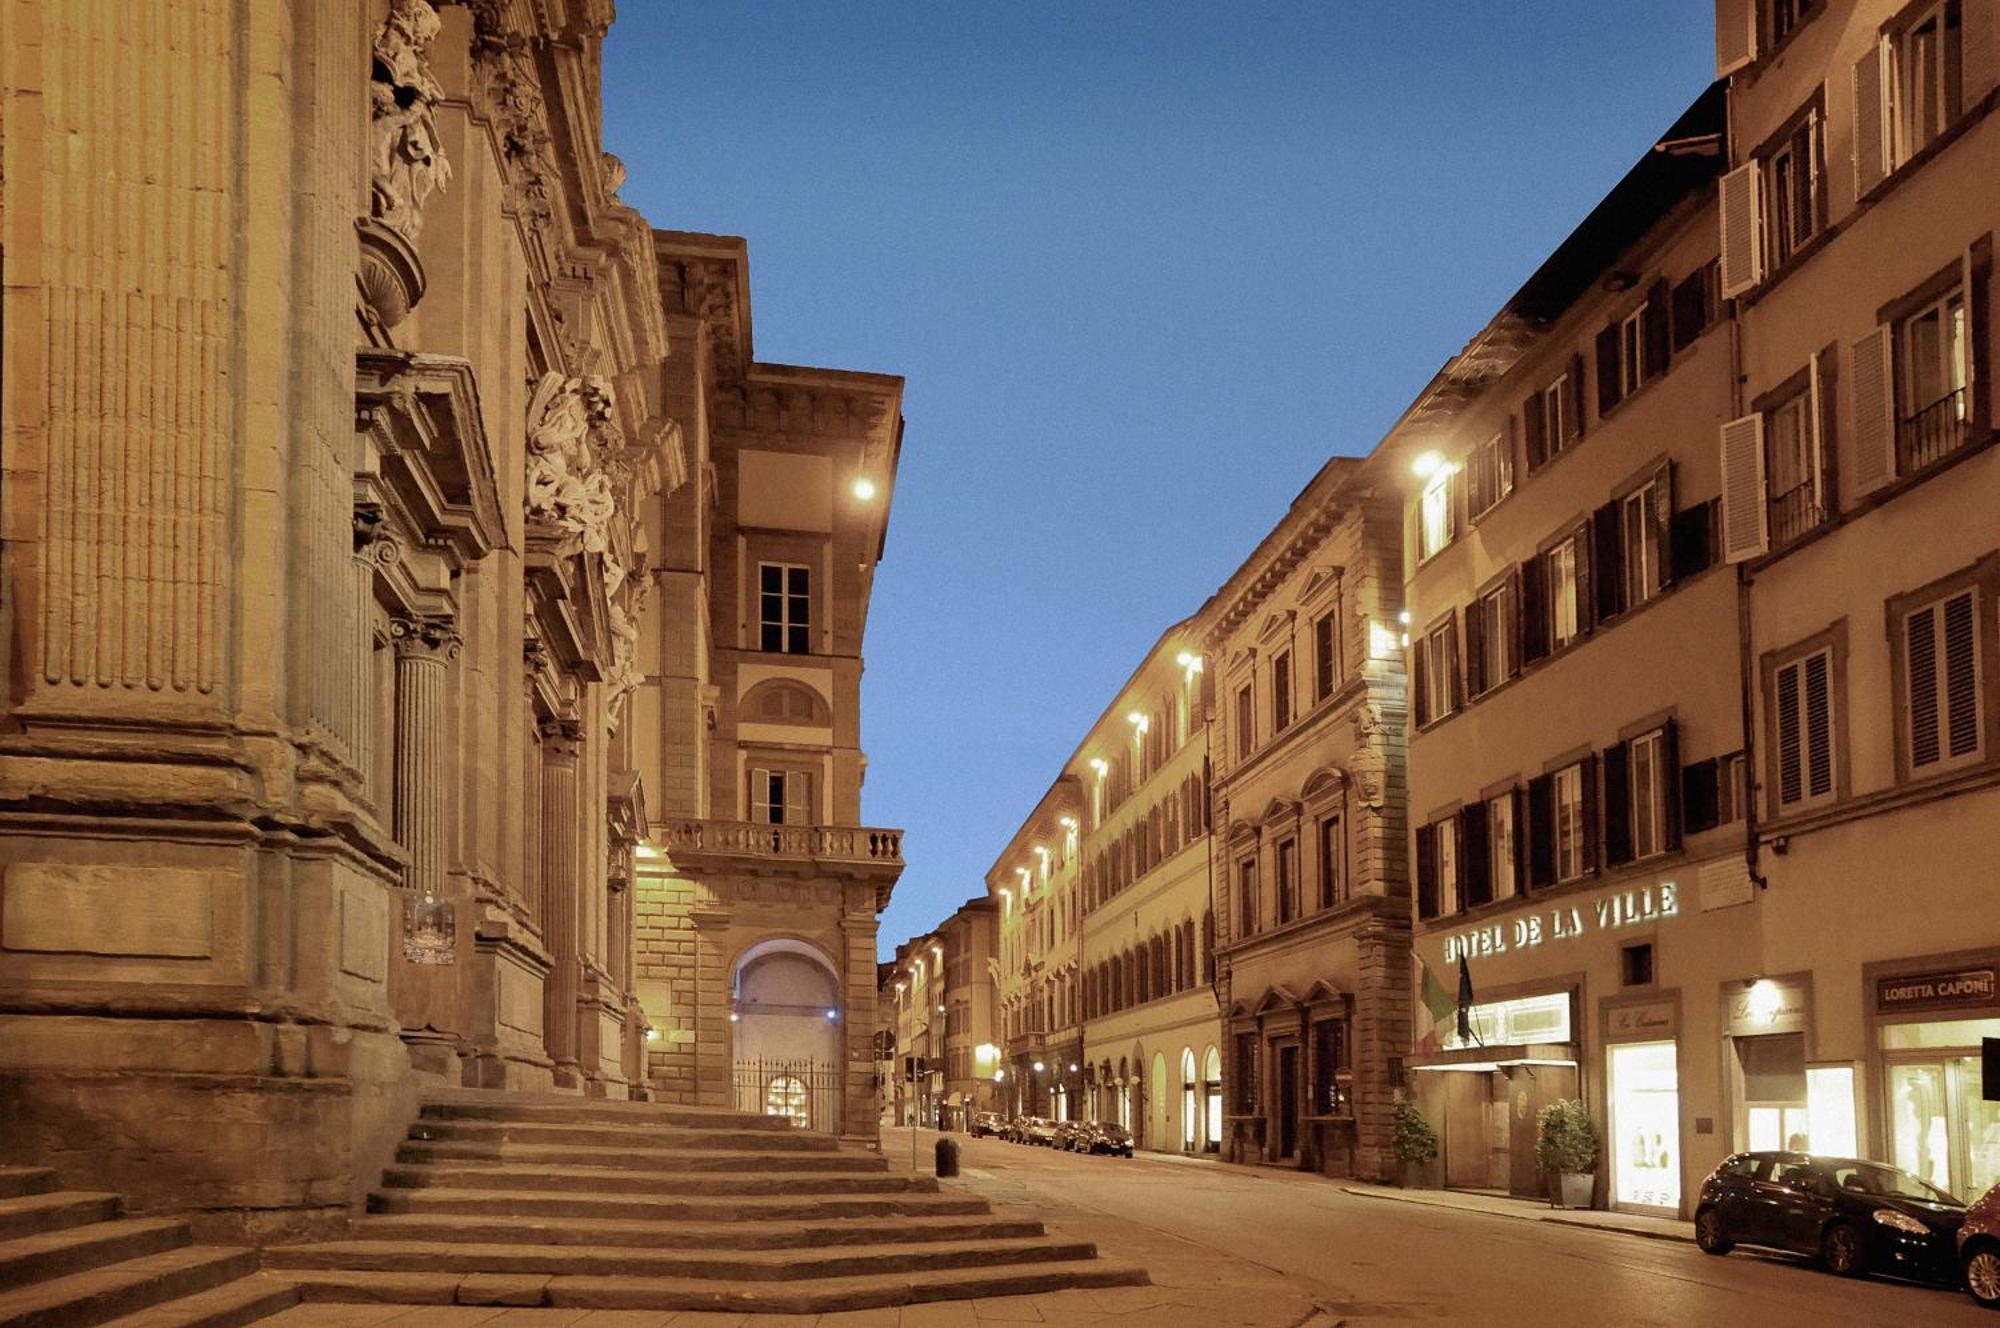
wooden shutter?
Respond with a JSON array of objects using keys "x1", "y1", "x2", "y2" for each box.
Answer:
[
  {"x1": 1410, "y1": 635, "x2": 1430, "y2": 728},
  {"x1": 1526, "y1": 775, "x2": 1555, "y2": 889},
  {"x1": 1602, "y1": 742, "x2": 1634, "y2": 867},
  {"x1": 1592, "y1": 502, "x2": 1625, "y2": 623},
  {"x1": 1967, "y1": 243, "x2": 1989, "y2": 430},
  {"x1": 1671, "y1": 270, "x2": 1708, "y2": 351},
  {"x1": 1643, "y1": 279, "x2": 1672, "y2": 379},
  {"x1": 1654, "y1": 463, "x2": 1680, "y2": 588},
  {"x1": 1596, "y1": 324, "x2": 1623, "y2": 416},
  {"x1": 1523, "y1": 392, "x2": 1548, "y2": 470},
  {"x1": 1460, "y1": 801, "x2": 1491, "y2": 909},
  {"x1": 750, "y1": 767, "x2": 774, "y2": 823},
  {"x1": 1720, "y1": 414, "x2": 1770, "y2": 562},
  {"x1": 1464, "y1": 595, "x2": 1486, "y2": 698},
  {"x1": 1943, "y1": 591, "x2": 1981, "y2": 761},
  {"x1": 1579, "y1": 753, "x2": 1600, "y2": 874},
  {"x1": 784, "y1": 770, "x2": 813, "y2": 826},
  {"x1": 1848, "y1": 325, "x2": 1896, "y2": 494},
  {"x1": 1681, "y1": 757, "x2": 1722, "y2": 835},
  {"x1": 1572, "y1": 526, "x2": 1594, "y2": 635},
  {"x1": 1810, "y1": 347, "x2": 1834, "y2": 516},
  {"x1": 1719, "y1": 162, "x2": 1763, "y2": 299},
  {"x1": 1568, "y1": 354, "x2": 1588, "y2": 441},
  {"x1": 1415, "y1": 823, "x2": 1439, "y2": 920},
  {"x1": 1520, "y1": 556, "x2": 1550, "y2": 664},
  {"x1": 1660, "y1": 720, "x2": 1683, "y2": 851},
  {"x1": 1669, "y1": 498, "x2": 1718, "y2": 582},
  {"x1": 1853, "y1": 42, "x2": 1888, "y2": 196},
  {"x1": 1444, "y1": 614, "x2": 1463, "y2": 713},
  {"x1": 1716, "y1": 0, "x2": 1756, "y2": 75}
]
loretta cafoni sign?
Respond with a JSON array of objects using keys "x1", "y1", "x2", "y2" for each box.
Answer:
[{"x1": 1874, "y1": 968, "x2": 1997, "y2": 1014}]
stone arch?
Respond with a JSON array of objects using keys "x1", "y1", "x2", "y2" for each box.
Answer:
[
  {"x1": 740, "y1": 677, "x2": 831, "y2": 726},
  {"x1": 1180, "y1": 1046, "x2": 1199, "y2": 1150}
]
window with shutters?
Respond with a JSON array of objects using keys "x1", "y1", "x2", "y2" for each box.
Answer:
[
  {"x1": 1550, "y1": 534, "x2": 1584, "y2": 651},
  {"x1": 1418, "y1": 471, "x2": 1456, "y2": 562},
  {"x1": 1436, "y1": 818, "x2": 1459, "y2": 915},
  {"x1": 1890, "y1": 1, "x2": 1963, "y2": 167},
  {"x1": 1272, "y1": 651, "x2": 1293, "y2": 733},
  {"x1": 1487, "y1": 791, "x2": 1519, "y2": 903},
  {"x1": 1524, "y1": 369, "x2": 1582, "y2": 472},
  {"x1": 1312, "y1": 610, "x2": 1339, "y2": 702},
  {"x1": 1895, "y1": 282, "x2": 1970, "y2": 473},
  {"x1": 1276, "y1": 837, "x2": 1299, "y2": 925},
  {"x1": 1473, "y1": 579, "x2": 1516, "y2": 697},
  {"x1": 757, "y1": 562, "x2": 812, "y2": 654},
  {"x1": 1554, "y1": 763, "x2": 1588, "y2": 883},
  {"x1": 1901, "y1": 587, "x2": 1983, "y2": 776},
  {"x1": 1619, "y1": 306, "x2": 1646, "y2": 398},
  {"x1": 1467, "y1": 430, "x2": 1515, "y2": 518},
  {"x1": 1763, "y1": 375, "x2": 1829, "y2": 549},
  {"x1": 1629, "y1": 728, "x2": 1671, "y2": 861},
  {"x1": 749, "y1": 766, "x2": 815, "y2": 826},
  {"x1": 1771, "y1": 646, "x2": 1838, "y2": 812},
  {"x1": 1621, "y1": 477, "x2": 1666, "y2": 610},
  {"x1": 1767, "y1": 0, "x2": 1817, "y2": 51},
  {"x1": 1422, "y1": 615, "x2": 1460, "y2": 725},
  {"x1": 1235, "y1": 683, "x2": 1255, "y2": 761},
  {"x1": 1764, "y1": 108, "x2": 1822, "y2": 273},
  {"x1": 1671, "y1": 260, "x2": 1722, "y2": 352}
]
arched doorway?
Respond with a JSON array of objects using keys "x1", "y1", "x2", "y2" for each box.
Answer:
[
  {"x1": 1149, "y1": 1051, "x2": 1169, "y2": 1153},
  {"x1": 731, "y1": 939, "x2": 842, "y2": 1132},
  {"x1": 1181, "y1": 1047, "x2": 1199, "y2": 1152},
  {"x1": 1203, "y1": 1045, "x2": 1224, "y2": 1153}
]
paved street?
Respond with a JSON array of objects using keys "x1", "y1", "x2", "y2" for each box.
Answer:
[{"x1": 882, "y1": 1128, "x2": 1991, "y2": 1328}]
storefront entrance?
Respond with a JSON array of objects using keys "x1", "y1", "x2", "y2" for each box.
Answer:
[
  {"x1": 1608, "y1": 1040, "x2": 1680, "y2": 1213},
  {"x1": 1883, "y1": 1018, "x2": 2000, "y2": 1199},
  {"x1": 1277, "y1": 1044, "x2": 1300, "y2": 1160}
]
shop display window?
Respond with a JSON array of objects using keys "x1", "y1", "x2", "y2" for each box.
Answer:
[
  {"x1": 1443, "y1": 991, "x2": 1572, "y2": 1051},
  {"x1": 1610, "y1": 1040, "x2": 1681, "y2": 1211},
  {"x1": 1883, "y1": 1017, "x2": 2000, "y2": 1199}
]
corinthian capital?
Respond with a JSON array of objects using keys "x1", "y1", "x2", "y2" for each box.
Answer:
[{"x1": 390, "y1": 615, "x2": 462, "y2": 661}]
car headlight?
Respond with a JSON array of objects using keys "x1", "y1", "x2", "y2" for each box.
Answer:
[{"x1": 1870, "y1": 1209, "x2": 1930, "y2": 1235}]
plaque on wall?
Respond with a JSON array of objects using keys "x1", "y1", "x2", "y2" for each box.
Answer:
[
  {"x1": 403, "y1": 893, "x2": 456, "y2": 965},
  {"x1": 1606, "y1": 1000, "x2": 1677, "y2": 1040},
  {"x1": 1875, "y1": 968, "x2": 1996, "y2": 1014}
]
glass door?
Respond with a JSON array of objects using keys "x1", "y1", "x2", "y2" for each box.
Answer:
[
  {"x1": 1955, "y1": 1055, "x2": 2000, "y2": 1196},
  {"x1": 1609, "y1": 1041, "x2": 1682, "y2": 1212},
  {"x1": 1889, "y1": 1062, "x2": 1951, "y2": 1191}
]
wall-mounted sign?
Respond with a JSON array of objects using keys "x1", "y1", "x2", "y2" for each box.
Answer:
[
  {"x1": 1727, "y1": 978, "x2": 1808, "y2": 1037},
  {"x1": 1441, "y1": 882, "x2": 1678, "y2": 964},
  {"x1": 1606, "y1": 1000, "x2": 1678, "y2": 1041},
  {"x1": 1876, "y1": 968, "x2": 1996, "y2": 1014}
]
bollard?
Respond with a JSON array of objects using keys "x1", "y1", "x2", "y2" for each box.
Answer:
[{"x1": 935, "y1": 1135, "x2": 961, "y2": 1178}]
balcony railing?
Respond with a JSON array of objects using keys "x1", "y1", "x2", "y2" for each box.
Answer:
[
  {"x1": 655, "y1": 818, "x2": 903, "y2": 866},
  {"x1": 1767, "y1": 476, "x2": 1828, "y2": 549},
  {"x1": 1897, "y1": 387, "x2": 1970, "y2": 476}
]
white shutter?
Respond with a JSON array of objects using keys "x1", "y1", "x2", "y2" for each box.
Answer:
[
  {"x1": 750, "y1": 767, "x2": 774, "y2": 823},
  {"x1": 1716, "y1": 0, "x2": 1757, "y2": 76},
  {"x1": 1719, "y1": 162, "x2": 1764, "y2": 299},
  {"x1": 1848, "y1": 325, "x2": 1896, "y2": 494},
  {"x1": 784, "y1": 770, "x2": 814, "y2": 826},
  {"x1": 1719, "y1": 414, "x2": 1770, "y2": 562},
  {"x1": 1853, "y1": 43, "x2": 1887, "y2": 197},
  {"x1": 1808, "y1": 351, "x2": 1827, "y2": 513}
]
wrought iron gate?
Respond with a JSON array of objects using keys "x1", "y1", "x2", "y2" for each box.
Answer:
[{"x1": 732, "y1": 1058, "x2": 842, "y2": 1133}]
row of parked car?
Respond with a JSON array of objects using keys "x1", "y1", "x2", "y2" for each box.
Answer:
[
  {"x1": 1693, "y1": 1150, "x2": 2000, "y2": 1309},
  {"x1": 968, "y1": 1111, "x2": 1136, "y2": 1157}
]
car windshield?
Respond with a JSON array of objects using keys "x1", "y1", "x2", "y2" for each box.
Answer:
[
  {"x1": 1100, "y1": 1124, "x2": 1130, "y2": 1138},
  {"x1": 1828, "y1": 1162, "x2": 1960, "y2": 1207}
]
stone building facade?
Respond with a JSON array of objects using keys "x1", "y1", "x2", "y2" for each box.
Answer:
[
  {"x1": 0, "y1": 0, "x2": 901, "y2": 1238},
  {"x1": 1203, "y1": 460, "x2": 1411, "y2": 1181}
]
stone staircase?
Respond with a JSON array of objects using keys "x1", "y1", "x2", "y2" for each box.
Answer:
[
  {"x1": 265, "y1": 1090, "x2": 1146, "y2": 1314},
  {"x1": 0, "y1": 1168, "x2": 296, "y2": 1328}
]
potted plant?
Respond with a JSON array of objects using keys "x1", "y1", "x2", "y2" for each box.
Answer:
[
  {"x1": 1536, "y1": 1099, "x2": 1599, "y2": 1209},
  {"x1": 1392, "y1": 1098, "x2": 1440, "y2": 1188}
]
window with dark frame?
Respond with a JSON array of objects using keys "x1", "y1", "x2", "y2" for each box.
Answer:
[
  {"x1": 1237, "y1": 858, "x2": 1259, "y2": 937},
  {"x1": 1467, "y1": 430, "x2": 1515, "y2": 518},
  {"x1": 749, "y1": 766, "x2": 814, "y2": 826},
  {"x1": 1890, "y1": 1, "x2": 1963, "y2": 167},
  {"x1": 1317, "y1": 814, "x2": 1343, "y2": 909},
  {"x1": 1313, "y1": 610, "x2": 1339, "y2": 702},
  {"x1": 1487, "y1": 790, "x2": 1519, "y2": 902},
  {"x1": 758, "y1": 562, "x2": 811, "y2": 654},
  {"x1": 1764, "y1": 109, "x2": 1821, "y2": 273},
  {"x1": 1764, "y1": 380, "x2": 1828, "y2": 548},
  {"x1": 1235, "y1": 684, "x2": 1255, "y2": 761},
  {"x1": 1471, "y1": 577, "x2": 1516, "y2": 697},
  {"x1": 1895, "y1": 280, "x2": 1970, "y2": 474},
  {"x1": 1418, "y1": 471, "x2": 1456, "y2": 561},
  {"x1": 1276, "y1": 837, "x2": 1299, "y2": 925},
  {"x1": 1524, "y1": 363, "x2": 1584, "y2": 471},
  {"x1": 1272, "y1": 651, "x2": 1293, "y2": 733}
]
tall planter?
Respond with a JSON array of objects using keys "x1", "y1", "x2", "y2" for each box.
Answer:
[
  {"x1": 1535, "y1": 1099, "x2": 1600, "y2": 1210},
  {"x1": 1392, "y1": 1099, "x2": 1440, "y2": 1190}
]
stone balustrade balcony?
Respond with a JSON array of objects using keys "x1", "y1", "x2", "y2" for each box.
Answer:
[{"x1": 651, "y1": 818, "x2": 906, "y2": 906}]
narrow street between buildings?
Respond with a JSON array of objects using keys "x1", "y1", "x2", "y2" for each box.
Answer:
[{"x1": 882, "y1": 1128, "x2": 1994, "y2": 1328}]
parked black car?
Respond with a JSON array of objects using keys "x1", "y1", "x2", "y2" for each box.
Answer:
[
  {"x1": 968, "y1": 1111, "x2": 1003, "y2": 1139},
  {"x1": 1694, "y1": 1152, "x2": 1965, "y2": 1282},
  {"x1": 1083, "y1": 1122, "x2": 1134, "y2": 1157}
]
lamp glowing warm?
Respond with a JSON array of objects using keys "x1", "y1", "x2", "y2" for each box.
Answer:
[
  {"x1": 1089, "y1": 758, "x2": 1109, "y2": 778},
  {"x1": 852, "y1": 477, "x2": 878, "y2": 500},
  {"x1": 1411, "y1": 451, "x2": 1444, "y2": 479}
]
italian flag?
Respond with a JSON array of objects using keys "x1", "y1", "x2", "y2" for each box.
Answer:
[{"x1": 1414, "y1": 956, "x2": 1457, "y2": 1056}]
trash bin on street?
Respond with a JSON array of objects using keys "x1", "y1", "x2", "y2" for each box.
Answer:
[{"x1": 935, "y1": 1136, "x2": 960, "y2": 1178}]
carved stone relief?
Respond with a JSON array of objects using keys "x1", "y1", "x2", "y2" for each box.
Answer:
[{"x1": 369, "y1": 0, "x2": 452, "y2": 243}]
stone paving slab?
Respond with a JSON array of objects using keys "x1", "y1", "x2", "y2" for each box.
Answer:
[{"x1": 1338, "y1": 1181, "x2": 1695, "y2": 1243}]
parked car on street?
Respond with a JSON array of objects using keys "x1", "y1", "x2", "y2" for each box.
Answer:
[
  {"x1": 1023, "y1": 1117, "x2": 1060, "y2": 1146},
  {"x1": 1961, "y1": 1178, "x2": 2000, "y2": 1309},
  {"x1": 1083, "y1": 1122, "x2": 1134, "y2": 1157},
  {"x1": 1693, "y1": 1152, "x2": 1965, "y2": 1283},
  {"x1": 1052, "y1": 1121, "x2": 1087, "y2": 1151},
  {"x1": 968, "y1": 1111, "x2": 1003, "y2": 1139}
]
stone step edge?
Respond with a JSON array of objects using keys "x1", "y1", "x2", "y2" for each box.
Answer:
[
  {"x1": 284, "y1": 1258, "x2": 1150, "y2": 1312},
  {"x1": 260, "y1": 1234, "x2": 1099, "y2": 1277},
  {"x1": 0, "y1": 1217, "x2": 193, "y2": 1286},
  {"x1": 396, "y1": 1143, "x2": 883, "y2": 1167},
  {"x1": 421, "y1": 1096, "x2": 785, "y2": 1127},
  {"x1": 367, "y1": 1189, "x2": 985, "y2": 1215},
  {"x1": 0, "y1": 1245, "x2": 259, "y2": 1327},
  {"x1": 0, "y1": 1193, "x2": 125, "y2": 1242},
  {"x1": 0, "y1": 1173, "x2": 58, "y2": 1203},
  {"x1": 342, "y1": 1213, "x2": 1044, "y2": 1245},
  {"x1": 89, "y1": 1273, "x2": 300, "y2": 1328}
]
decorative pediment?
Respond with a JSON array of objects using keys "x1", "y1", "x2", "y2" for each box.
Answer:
[
  {"x1": 1299, "y1": 565, "x2": 1345, "y2": 605},
  {"x1": 1257, "y1": 610, "x2": 1292, "y2": 642},
  {"x1": 1303, "y1": 980, "x2": 1348, "y2": 1008},
  {"x1": 1300, "y1": 767, "x2": 1348, "y2": 804},
  {"x1": 355, "y1": 349, "x2": 505, "y2": 564},
  {"x1": 1252, "y1": 984, "x2": 1302, "y2": 1016},
  {"x1": 1257, "y1": 797, "x2": 1301, "y2": 826}
]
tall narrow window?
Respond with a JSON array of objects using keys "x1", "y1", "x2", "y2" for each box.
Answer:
[
  {"x1": 1467, "y1": 431, "x2": 1515, "y2": 517},
  {"x1": 1904, "y1": 589, "x2": 1982, "y2": 773},
  {"x1": 1436, "y1": 818, "x2": 1460, "y2": 915},
  {"x1": 1272, "y1": 651, "x2": 1293, "y2": 732},
  {"x1": 1891, "y1": 1, "x2": 1962, "y2": 165},
  {"x1": 1419, "y1": 473, "x2": 1455, "y2": 561},
  {"x1": 1475, "y1": 580, "x2": 1515, "y2": 695},
  {"x1": 1313, "y1": 611, "x2": 1339, "y2": 702},
  {"x1": 1487, "y1": 793, "x2": 1518, "y2": 902},
  {"x1": 750, "y1": 767, "x2": 813, "y2": 826},
  {"x1": 1619, "y1": 306, "x2": 1647, "y2": 397},
  {"x1": 1235, "y1": 685, "x2": 1255, "y2": 761},
  {"x1": 1423, "y1": 615, "x2": 1460, "y2": 723},
  {"x1": 1276, "y1": 838, "x2": 1298, "y2": 925},
  {"x1": 758, "y1": 562, "x2": 811, "y2": 654},
  {"x1": 1774, "y1": 648, "x2": 1836, "y2": 809},
  {"x1": 1237, "y1": 859, "x2": 1259, "y2": 937},
  {"x1": 1553, "y1": 763, "x2": 1587, "y2": 882},
  {"x1": 1766, "y1": 389, "x2": 1825, "y2": 548},
  {"x1": 1317, "y1": 814, "x2": 1343, "y2": 909},
  {"x1": 1897, "y1": 283, "x2": 1970, "y2": 473},
  {"x1": 1550, "y1": 538, "x2": 1581, "y2": 650},
  {"x1": 1622, "y1": 479, "x2": 1664, "y2": 609},
  {"x1": 1629, "y1": 729, "x2": 1668, "y2": 860},
  {"x1": 1764, "y1": 110, "x2": 1820, "y2": 271}
]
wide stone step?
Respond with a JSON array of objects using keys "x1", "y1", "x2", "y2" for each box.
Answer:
[
  {"x1": 421, "y1": 1094, "x2": 789, "y2": 1132},
  {"x1": 263, "y1": 1235, "x2": 1100, "y2": 1282},
  {"x1": 0, "y1": 1195, "x2": 123, "y2": 1245},
  {"x1": 0, "y1": 1219, "x2": 190, "y2": 1292},
  {"x1": 368, "y1": 1187, "x2": 987, "y2": 1223},
  {"x1": 407, "y1": 1118, "x2": 840, "y2": 1152},
  {"x1": 90, "y1": 1274, "x2": 298, "y2": 1328},
  {"x1": 288, "y1": 1257, "x2": 1150, "y2": 1314},
  {"x1": 346, "y1": 1212, "x2": 1043, "y2": 1250},
  {"x1": 0, "y1": 1178, "x2": 54, "y2": 1206},
  {"x1": 0, "y1": 1246, "x2": 257, "y2": 1328},
  {"x1": 395, "y1": 1140, "x2": 884, "y2": 1174},
  {"x1": 379, "y1": 1165, "x2": 937, "y2": 1198}
]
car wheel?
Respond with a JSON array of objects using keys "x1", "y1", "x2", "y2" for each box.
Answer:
[
  {"x1": 1693, "y1": 1208, "x2": 1733, "y2": 1256},
  {"x1": 1821, "y1": 1221, "x2": 1867, "y2": 1278},
  {"x1": 1966, "y1": 1241, "x2": 2000, "y2": 1309}
]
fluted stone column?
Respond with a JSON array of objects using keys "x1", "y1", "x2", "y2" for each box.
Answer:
[
  {"x1": 391, "y1": 617, "x2": 460, "y2": 900},
  {"x1": 351, "y1": 511, "x2": 396, "y2": 801},
  {"x1": 540, "y1": 719, "x2": 584, "y2": 1080}
]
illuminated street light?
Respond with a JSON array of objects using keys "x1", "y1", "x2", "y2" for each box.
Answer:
[
  {"x1": 1411, "y1": 451, "x2": 1443, "y2": 479},
  {"x1": 851, "y1": 477, "x2": 877, "y2": 500}
]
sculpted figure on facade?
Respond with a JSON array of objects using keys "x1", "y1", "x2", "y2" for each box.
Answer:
[
  {"x1": 369, "y1": 0, "x2": 452, "y2": 242},
  {"x1": 525, "y1": 372, "x2": 618, "y2": 555},
  {"x1": 477, "y1": 44, "x2": 556, "y2": 223},
  {"x1": 1348, "y1": 702, "x2": 1388, "y2": 811}
]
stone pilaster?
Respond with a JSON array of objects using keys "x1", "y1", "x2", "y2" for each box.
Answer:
[
  {"x1": 539, "y1": 719, "x2": 585, "y2": 1083},
  {"x1": 391, "y1": 617, "x2": 461, "y2": 901}
]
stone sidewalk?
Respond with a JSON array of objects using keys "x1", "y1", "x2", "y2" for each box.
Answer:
[{"x1": 1338, "y1": 1181, "x2": 1694, "y2": 1243}]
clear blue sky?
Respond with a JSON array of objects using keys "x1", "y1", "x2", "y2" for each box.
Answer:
[{"x1": 601, "y1": 3, "x2": 1714, "y2": 958}]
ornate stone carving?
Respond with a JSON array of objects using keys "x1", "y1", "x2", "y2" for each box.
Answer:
[
  {"x1": 525, "y1": 372, "x2": 626, "y2": 556},
  {"x1": 1348, "y1": 702, "x2": 1388, "y2": 811},
  {"x1": 390, "y1": 615, "x2": 463, "y2": 662},
  {"x1": 369, "y1": 0, "x2": 452, "y2": 243},
  {"x1": 475, "y1": 43, "x2": 556, "y2": 224}
]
